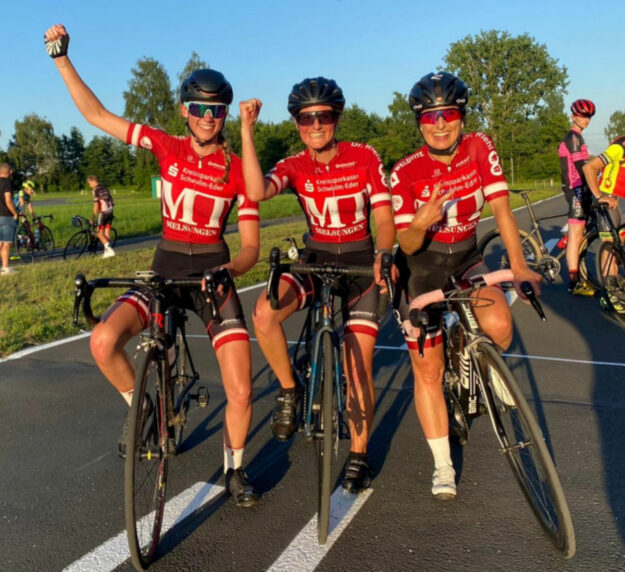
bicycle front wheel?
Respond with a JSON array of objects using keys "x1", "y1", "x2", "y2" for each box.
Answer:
[
  {"x1": 317, "y1": 331, "x2": 335, "y2": 545},
  {"x1": 38, "y1": 226, "x2": 55, "y2": 257},
  {"x1": 478, "y1": 229, "x2": 541, "y2": 289},
  {"x1": 63, "y1": 231, "x2": 89, "y2": 260},
  {"x1": 171, "y1": 327, "x2": 191, "y2": 450},
  {"x1": 596, "y1": 231, "x2": 625, "y2": 288},
  {"x1": 477, "y1": 342, "x2": 575, "y2": 558},
  {"x1": 125, "y1": 347, "x2": 169, "y2": 570}
]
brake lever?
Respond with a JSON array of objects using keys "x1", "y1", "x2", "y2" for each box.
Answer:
[{"x1": 521, "y1": 281, "x2": 546, "y2": 322}]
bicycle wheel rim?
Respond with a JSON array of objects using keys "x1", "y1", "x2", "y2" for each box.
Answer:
[
  {"x1": 63, "y1": 232, "x2": 88, "y2": 260},
  {"x1": 477, "y1": 343, "x2": 575, "y2": 557},
  {"x1": 124, "y1": 347, "x2": 168, "y2": 569},
  {"x1": 39, "y1": 227, "x2": 55, "y2": 256},
  {"x1": 317, "y1": 331, "x2": 334, "y2": 545}
]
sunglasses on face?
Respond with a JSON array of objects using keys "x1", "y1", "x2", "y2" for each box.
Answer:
[
  {"x1": 296, "y1": 110, "x2": 337, "y2": 127},
  {"x1": 184, "y1": 102, "x2": 229, "y2": 119},
  {"x1": 419, "y1": 108, "x2": 463, "y2": 125}
]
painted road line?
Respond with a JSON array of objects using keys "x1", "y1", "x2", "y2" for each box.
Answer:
[
  {"x1": 63, "y1": 481, "x2": 223, "y2": 572},
  {"x1": 267, "y1": 487, "x2": 373, "y2": 572},
  {"x1": 0, "y1": 332, "x2": 91, "y2": 363}
]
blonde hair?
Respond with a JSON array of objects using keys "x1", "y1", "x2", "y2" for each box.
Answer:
[{"x1": 217, "y1": 134, "x2": 231, "y2": 184}]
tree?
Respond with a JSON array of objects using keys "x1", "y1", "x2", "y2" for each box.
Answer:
[
  {"x1": 605, "y1": 111, "x2": 625, "y2": 142},
  {"x1": 338, "y1": 104, "x2": 383, "y2": 144},
  {"x1": 57, "y1": 126, "x2": 86, "y2": 189},
  {"x1": 444, "y1": 30, "x2": 569, "y2": 174},
  {"x1": 7, "y1": 114, "x2": 58, "y2": 189}
]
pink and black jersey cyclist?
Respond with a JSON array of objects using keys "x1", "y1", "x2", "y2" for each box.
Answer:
[
  {"x1": 391, "y1": 72, "x2": 541, "y2": 501},
  {"x1": 44, "y1": 24, "x2": 260, "y2": 506},
  {"x1": 240, "y1": 77, "x2": 396, "y2": 494}
]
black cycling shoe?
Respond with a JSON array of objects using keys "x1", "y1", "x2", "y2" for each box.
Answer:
[
  {"x1": 226, "y1": 468, "x2": 259, "y2": 508},
  {"x1": 341, "y1": 453, "x2": 373, "y2": 494},
  {"x1": 271, "y1": 388, "x2": 300, "y2": 441}
]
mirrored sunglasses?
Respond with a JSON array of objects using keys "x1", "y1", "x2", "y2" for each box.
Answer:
[
  {"x1": 419, "y1": 108, "x2": 463, "y2": 125},
  {"x1": 184, "y1": 102, "x2": 229, "y2": 119},
  {"x1": 296, "y1": 110, "x2": 337, "y2": 127}
]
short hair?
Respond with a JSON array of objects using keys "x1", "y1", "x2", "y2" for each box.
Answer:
[
  {"x1": 0, "y1": 163, "x2": 11, "y2": 175},
  {"x1": 86, "y1": 175, "x2": 99, "y2": 184}
]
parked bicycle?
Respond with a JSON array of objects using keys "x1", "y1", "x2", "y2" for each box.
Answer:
[
  {"x1": 266, "y1": 239, "x2": 393, "y2": 545},
  {"x1": 73, "y1": 271, "x2": 215, "y2": 570},
  {"x1": 407, "y1": 269, "x2": 575, "y2": 558},
  {"x1": 478, "y1": 189, "x2": 606, "y2": 289},
  {"x1": 13, "y1": 214, "x2": 55, "y2": 261},
  {"x1": 63, "y1": 214, "x2": 118, "y2": 260}
]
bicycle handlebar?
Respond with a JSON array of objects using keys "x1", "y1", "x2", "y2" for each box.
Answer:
[
  {"x1": 72, "y1": 270, "x2": 224, "y2": 328},
  {"x1": 266, "y1": 245, "x2": 393, "y2": 311},
  {"x1": 407, "y1": 269, "x2": 545, "y2": 357}
]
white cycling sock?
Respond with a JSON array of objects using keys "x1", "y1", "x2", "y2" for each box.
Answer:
[
  {"x1": 224, "y1": 446, "x2": 244, "y2": 473},
  {"x1": 120, "y1": 389, "x2": 133, "y2": 406},
  {"x1": 427, "y1": 436, "x2": 452, "y2": 469}
]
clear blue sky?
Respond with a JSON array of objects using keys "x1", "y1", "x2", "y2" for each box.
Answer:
[{"x1": 2, "y1": 0, "x2": 623, "y2": 156}]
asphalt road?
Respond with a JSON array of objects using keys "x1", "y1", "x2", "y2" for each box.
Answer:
[{"x1": 1, "y1": 195, "x2": 624, "y2": 571}]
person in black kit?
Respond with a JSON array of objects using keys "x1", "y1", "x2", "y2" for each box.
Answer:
[
  {"x1": 86, "y1": 175, "x2": 115, "y2": 258},
  {"x1": 0, "y1": 163, "x2": 19, "y2": 275}
]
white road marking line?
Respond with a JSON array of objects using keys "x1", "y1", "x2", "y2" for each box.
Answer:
[
  {"x1": 267, "y1": 487, "x2": 373, "y2": 572},
  {"x1": 63, "y1": 481, "x2": 223, "y2": 572},
  {"x1": 0, "y1": 332, "x2": 90, "y2": 363}
]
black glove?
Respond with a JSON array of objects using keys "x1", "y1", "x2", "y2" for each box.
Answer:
[{"x1": 45, "y1": 34, "x2": 69, "y2": 58}]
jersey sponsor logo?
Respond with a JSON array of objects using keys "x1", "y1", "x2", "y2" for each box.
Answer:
[
  {"x1": 421, "y1": 185, "x2": 431, "y2": 198},
  {"x1": 392, "y1": 195, "x2": 403, "y2": 212},
  {"x1": 389, "y1": 171, "x2": 400, "y2": 188},
  {"x1": 304, "y1": 180, "x2": 314, "y2": 193},
  {"x1": 168, "y1": 163, "x2": 180, "y2": 178},
  {"x1": 487, "y1": 150, "x2": 503, "y2": 176},
  {"x1": 161, "y1": 179, "x2": 232, "y2": 228},
  {"x1": 302, "y1": 190, "x2": 367, "y2": 229},
  {"x1": 140, "y1": 136, "x2": 153, "y2": 150},
  {"x1": 335, "y1": 161, "x2": 357, "y2": 169}
]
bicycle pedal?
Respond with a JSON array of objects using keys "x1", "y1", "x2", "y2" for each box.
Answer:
[{"x1": 196, "y1": 386, "x2": 209, "y2": 408}]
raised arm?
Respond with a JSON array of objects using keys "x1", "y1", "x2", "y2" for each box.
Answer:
[
  {"x1": 44, "y1": 24, "x2": 130, "y2": 143},
  {"x1": 239, "y1": 99, "x2": 278, "y2": 202}
]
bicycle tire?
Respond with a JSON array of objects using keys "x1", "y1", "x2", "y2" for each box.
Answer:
[
  {"x1": 63, "y1": 231, "x2": 89, "y2": 260},
  {"x1": 477, "y1": 342, "x2": 575, "y2": 557},
  {"x1": 109, "y1": 227, "x2": 118, "y2": 247},
  {"x1": 578, "y1": 230, "x2": 601, "y2": 289},
  {"x1": 595, "y1": 227, "x2": 625, "y2": 288},
  {"x1": 172, "y1": 326, "x2": 189, "y2": 450},
  {"x1": 125, "y1": 347, "x2": 168, "y2": 570},
  {"x1": 38, "y1": 226, "x2": 55, "y2": 257},
  {"x1": 478, "y1": 229, "x2": 541, "y2": 289},
  {"x1": 317, "y1": 331, "x2": 335, "y2": 545},
  {"x1": 14, "y1": 224, "x2": 32, "y2": 262}
]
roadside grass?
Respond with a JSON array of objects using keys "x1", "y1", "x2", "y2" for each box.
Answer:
[{"x1": 1, "y1": 184, "x2": 560, "y2": 358}]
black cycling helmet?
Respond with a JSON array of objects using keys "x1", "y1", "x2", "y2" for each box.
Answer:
[
  {"x1": 180, "y1": 69, "x2": 233, "y2": 104},
  {"x1": 287, "y1": 77, "x2": 345, "y2": 116},
  {"x1": 570, "y1": 99, "x2": 596, "y2": 118},
  {"x1": 408, "y1": 72, "x2": 470, "y2": 116}
]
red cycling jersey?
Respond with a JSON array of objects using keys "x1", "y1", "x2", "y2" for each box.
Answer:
[
  {"x1": 127, "y1": 124, "x2": 259, "y2": 244},
  {"x1": 390, "y1": 132, "x2": 509, "y2": 244},
  {"x1": 264, "y1": 141, "x2": 391, "y2": 244}
]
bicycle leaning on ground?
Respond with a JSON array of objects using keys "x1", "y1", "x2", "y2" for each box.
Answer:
[
  {"x1": 478, "y1": 189, "x2": 606, "y2": 289},
  {"x1": 73, "y1": 271, "x2": 216, "y2": 570},
  {"x1": 63, "y1": 214, "x2": 118, "y2": 260},
  {"x1": 407, "y1": 269, "x2": 575, "y2": 558},
  {"x1": 266, "y1": 239, "x2": 393, "y2": 545},
  {"x1": 14, "y1": 214, "x2": 55, "y2": 261}
]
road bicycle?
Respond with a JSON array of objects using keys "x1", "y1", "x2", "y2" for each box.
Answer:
[
  {"x1": 266, "y1": 240, "x2": 393, "y2": 545},
  {"x1": 63, "y1": 214, "x2": 118, "y2": 260},
  {"x1": 73, "y1": 271, "x2": 217, "y2": 570},
  {"x1": 408, "y1": 269, "x2": 575, "y2": 558},
  {"x1": 478, "y1": 189, "x2": 605, "y2": 289},
  {"x1": 13, "y1": 214, "x2": 55, "y2": 261}
]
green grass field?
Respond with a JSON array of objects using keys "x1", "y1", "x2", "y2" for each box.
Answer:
[{"x1": 0, "y1": 184, "x2": 559, "y2": 357}]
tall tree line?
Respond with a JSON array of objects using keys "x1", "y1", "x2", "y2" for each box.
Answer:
[{"x1": 2, "y1": 31, "x2": 621, "y2": 192}]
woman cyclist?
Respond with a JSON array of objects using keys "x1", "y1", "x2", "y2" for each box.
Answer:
[
  {"x1": 241, "y1": 78, "x2": 396, "y2": 493},
  {"x1": 44, "y1": 24, "x2": 260, "y2": 506},
  {"x1": 391, "y1": 72, "x2": 541, "y2": 500}
]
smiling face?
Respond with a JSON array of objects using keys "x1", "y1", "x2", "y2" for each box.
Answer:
[
  {"x1": 418, "y1": 106, "x2": 464, "y2": 154},
  {"x1": 295, "y1": 105, "x2": 338, "y2": 152},
  {"x1": 181, "y1": 102, "x2": 226, "y2": 147}
]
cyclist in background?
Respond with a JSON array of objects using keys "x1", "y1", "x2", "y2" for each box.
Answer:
[
  {"x1": 17, "y1": 180, "x2": 36, "y2": 219},
  {"x1": 44, "y1": 24, "x2": 260, "y2": 506},
  {"x1": 583, "y1": 135, "x2": 625, "y2": 313},
  {"x1": 391, "y1": 72, "x2": 541, "y2": 500},
  {"x1": 86, "y1": 175, "x2": 115, "y2": 258},
  {"x1": 558, "y1": 99, "x2": 597, "y2": 296},
  {"x1": 241, "y1": 77, "x2": 396, "y2": 494}
]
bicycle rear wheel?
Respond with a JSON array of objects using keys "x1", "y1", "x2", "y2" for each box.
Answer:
[
  {"x1": 317, "y1": 331, "x2": 335, "y2": 545},
  {"x1": 14, "y1": 224, "x2": 32, "y2": 262},
  {"x1": 125, "y1": 347, "x2": 168, "y2": 570},
  {"x1": 477, "y1": 342, "x2": 575, "y2": 558},
  {"x1": 63, "y1": 231, "x2": 89, "y2": 260},
  {"x1": 478, "y1": 229, "x2": 541, "y2": 289}
]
